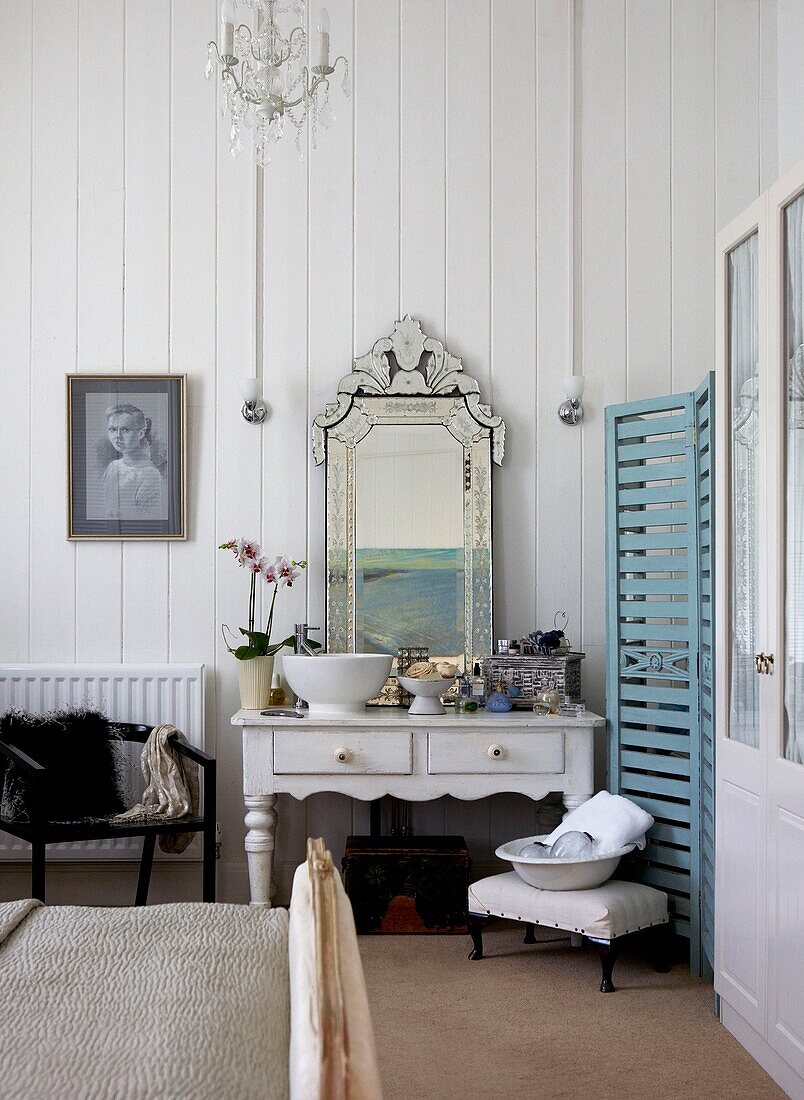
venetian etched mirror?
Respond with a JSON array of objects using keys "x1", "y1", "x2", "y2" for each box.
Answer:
[{"x1": 313, "y1": 316, "x2": 505, "y2": 672}]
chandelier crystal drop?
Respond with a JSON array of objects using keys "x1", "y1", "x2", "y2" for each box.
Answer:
[{"x1": 207, "y1": 0, "x2": 350, "y2": 165}]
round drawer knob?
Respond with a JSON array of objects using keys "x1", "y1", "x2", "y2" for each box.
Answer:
[
  {"x1": 334, "y1": 747, "x2": 352, "y2": 764},
  {"x1": 488, "y1": 744, "x2": 504, "y2": 760}
]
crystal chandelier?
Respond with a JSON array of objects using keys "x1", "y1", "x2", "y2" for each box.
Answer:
[{"x1": 206, "y1": 0, "x2": 351, "y2": 165}]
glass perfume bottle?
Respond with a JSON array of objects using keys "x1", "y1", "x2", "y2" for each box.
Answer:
[{"x1": 470, "y1": 660, "x2": 485, "y2": 704}]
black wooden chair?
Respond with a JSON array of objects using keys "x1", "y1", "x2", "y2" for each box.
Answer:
[{"x1": 0, "y1": 723, "x2": 216, "y2": 905}]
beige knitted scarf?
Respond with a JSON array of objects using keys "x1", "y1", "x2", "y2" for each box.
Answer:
[{"x1": 112, "y1": 723, "x2": 200, "y2": 854}]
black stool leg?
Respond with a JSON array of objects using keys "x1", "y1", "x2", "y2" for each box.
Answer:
[
  {"x1": 597, "y1": 939, "x2": 621, "y2": 993},
  {"x1": 202, "y1": 825, "x2": 216, "y2": 902},
  {"x1": 654, "y1": 923, "x2": 672, "y2": 973},
  {"x1": 31, "y1": 841, "x2": 46, "y2": 903},
  {"x1": 468, "y1": 914, "x2": 487, "y2": 960},
  {"x1": 523, "y1": 922, "x2": 537, "y2": 944},
  {"x1": 136, "y1": 833, "x2": 156, "y2": 907}
]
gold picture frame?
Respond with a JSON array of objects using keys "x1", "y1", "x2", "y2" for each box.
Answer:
[{"x1": 67, "y1": 374, "x2": 187, "y2": 540}]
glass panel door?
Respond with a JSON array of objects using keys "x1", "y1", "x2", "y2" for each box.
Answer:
[
  {"x1": 728, "y1": 232, "x2": 760, "y2": 746},
  {"x1": 784, "y1": 193, "x2": 804, "y2": 764}
]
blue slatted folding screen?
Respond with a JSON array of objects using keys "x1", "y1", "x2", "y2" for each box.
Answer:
[{"x1": 605, "y1": 374, "x2": 714, "y2": 978}]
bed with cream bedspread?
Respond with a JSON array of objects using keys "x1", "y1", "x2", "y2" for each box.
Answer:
[{"x1": 0, "y1": 841, "x2": 381, "y2": 1100}]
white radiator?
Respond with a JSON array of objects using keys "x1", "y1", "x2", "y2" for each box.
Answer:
[{"x1": 0, "y1": 664, "x2": 205, "y2": 860}]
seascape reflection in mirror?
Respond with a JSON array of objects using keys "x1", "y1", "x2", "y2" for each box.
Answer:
[{"x1": 355, "y1": 424, "x2": 464, "y2": 658}]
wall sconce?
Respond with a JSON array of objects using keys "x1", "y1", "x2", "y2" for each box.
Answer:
[
  {"x1": 558, "y1": 374, "x2": 584, "y2": 426},
  {"x1": 239, "y1": 377, "x2": 266, "y2": 425}
]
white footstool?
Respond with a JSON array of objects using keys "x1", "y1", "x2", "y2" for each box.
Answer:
[{"x1": 467, "y1": 872, "x2": 671, "y2": 992}]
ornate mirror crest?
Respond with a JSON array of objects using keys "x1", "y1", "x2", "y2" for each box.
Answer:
[
  {"x1": 313, "y1": 317, "x2": 505, "y2": 666},
  {"x1": 312, "y1": 315, "x2": 505, "y2": 466}
]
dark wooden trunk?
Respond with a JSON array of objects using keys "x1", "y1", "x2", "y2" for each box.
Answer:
[{"x1": 342, "y1": 835, "x2": 470, "y2": 934}]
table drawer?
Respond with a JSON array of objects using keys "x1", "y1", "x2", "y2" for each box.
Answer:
[
  {"x1": 273, "y1": 730, "x2": 413, "y2": 775},
  {"x1": 427, "y1": 730, "x2": 564, "y2": 774}
]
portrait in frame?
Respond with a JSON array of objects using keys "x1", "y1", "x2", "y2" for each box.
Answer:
[{"x1": 67, "y1": 374, "x2": 186, "y2": 540}]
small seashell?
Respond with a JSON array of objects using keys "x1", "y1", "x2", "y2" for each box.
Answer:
[{"x1": 435, "y1": 661, "x2": 457, "y2": 678}]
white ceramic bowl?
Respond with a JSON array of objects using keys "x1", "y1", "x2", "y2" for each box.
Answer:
[
  {"x1": 495, "y1": 834, "x2": 636, "y2": 890},
  {"x1": 282, "y1": 653, "x2": 393, "y2": 717},
  {"x1": 397, "y1": 675, "x2": 454, "y2": 715}
]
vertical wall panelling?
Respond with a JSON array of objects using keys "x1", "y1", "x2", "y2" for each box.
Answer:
[
  {"x1": 580, "y1": 2, "x2": 629, "y2": 792},
  {"x1": 123, "y1": 0, "x2": 172, "y2": 663},
  {"x1": 578, "y1": 0, "x2": 627, "y2": 788},
  {"x1": 715, "y1": 0, "x2": 761, "y2": 227},
  {"x1": 671, "y1": 0, "x2": 716, "y2": 395},
  {"x1": 215, "y1": 9, "x2": 259, "y2": 886},
  {"x1": 625, "y1": 0, "x2": 671, "y2": 402},
  {"x1": 399, "y1": 0, "x2": 446, "y2": 332},
  {"x1": 399, "y1": 0, "x2": 448, "y2": 838},
  {"x1": 29, "y1": 0, "x2": 78, "y2": 661},
  {"x1": 169, "y1": 0, "x2": 217, "y2": 666},
  {"x1": 305, "y1": 0, "x2": 356, "y2": 860},
  {"x1": 259, "y1": 0, "x2": 314, "y2": 891},
  {"x1": 350, "y1": 0, "x2": 401, "y2": 838},
  {"x1": 0, "y1": 0, "x2": 32, "y2": 660},
  {"x1": 168, "y1": 1, "x2": 219, "y2": 881},
  {"x1": 758, "y1": 0, "x2": 778, "y2": 191},
  {"x1": 487, "y1": 0, "x2": 539, "y2": 849},
  {"x1": 353, "y1": 0, "x2": 400, "y2": 355},
  {"x1": 443, "y1": 0, "x2": 493, "y2": 852},
  {"x1": 75, "y1": 0, "x2": 125, "y2": 662},
  {"x1": 535, "y1": 1, "x2": 581, "y2": 640}
]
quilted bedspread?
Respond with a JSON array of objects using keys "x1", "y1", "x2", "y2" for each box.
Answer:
[{"x1": 0, "y1": 899, "x2": 290, "y2": 1100}]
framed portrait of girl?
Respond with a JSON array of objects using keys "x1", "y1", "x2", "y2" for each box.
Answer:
[{"x1": 67, "y1": 375, "x2": 186, "y2": 539}]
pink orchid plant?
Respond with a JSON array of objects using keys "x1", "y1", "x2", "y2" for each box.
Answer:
[{"x1": 219, "y1": 538, "x2": 310, "y2": 661}]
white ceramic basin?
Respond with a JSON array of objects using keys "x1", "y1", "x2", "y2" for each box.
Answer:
[
  {"x1": 282, "y1": 653, "x2": 393, "y2": 718},
  {"x1": 495, "y1": 834, "x2": 636, "y2": 891}
]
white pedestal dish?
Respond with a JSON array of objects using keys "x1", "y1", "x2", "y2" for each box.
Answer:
[{"x1": 397, "y1": 675, "x2": 454, "y2": 715}]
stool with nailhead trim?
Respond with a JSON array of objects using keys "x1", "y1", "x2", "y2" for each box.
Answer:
[{"x1": 467, "y1": 873, "x2": 671, "y2": 992}]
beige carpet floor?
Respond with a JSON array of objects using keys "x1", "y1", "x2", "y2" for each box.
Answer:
[{"x1": 360, "y1": 922, "x2": 784, "y2": 1100}]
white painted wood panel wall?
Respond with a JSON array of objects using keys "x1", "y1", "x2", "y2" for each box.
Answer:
[{"x1": 0, "y1": 0, "x2": 777, "y2": 903}]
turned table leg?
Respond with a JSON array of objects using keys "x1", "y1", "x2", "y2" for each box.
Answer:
[
  {"x1": 244, "y1": 793, "x2": 278, "y2": 908},
  {"x1": 562, "y1": 791, "x2": 593, "y2": 818}
]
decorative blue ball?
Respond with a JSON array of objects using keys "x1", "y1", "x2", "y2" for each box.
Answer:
[
  {"x1": 507, "y1": 684, "x2": 521, "y2": 698},
  {"x1": 485, "y1": 690, "x2": 513, "y2": 713}
]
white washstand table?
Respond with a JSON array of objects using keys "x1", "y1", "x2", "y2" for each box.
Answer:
[{"x1": 233, "y1": 707, "x2": 605, "y2": 907}]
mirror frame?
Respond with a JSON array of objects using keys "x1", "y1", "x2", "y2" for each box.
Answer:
[{"x1": 313, "y1": 316, "x2": 505, "y2": 663}]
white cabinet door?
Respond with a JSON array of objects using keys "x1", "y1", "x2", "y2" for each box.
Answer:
[
  {"x1": 765, "y1": 164, "x2": 804, "y2": 1080},
  {"x1": 715, "y1": 193, "x2": 769, "y2": 1036},
  {"x1": 717, "y1": 160, "x2": 804, "y2": 1093}
]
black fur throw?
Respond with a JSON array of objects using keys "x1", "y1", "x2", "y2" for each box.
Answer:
[{"x1": 0, "y1": 708, "x2": 128, "y2": 824}]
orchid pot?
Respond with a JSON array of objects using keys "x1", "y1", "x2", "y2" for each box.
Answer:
[
  {"x1": 236, "y1": 654, "x2": 275, "y2": 711},
  {"x1": 219, "y1": 537, "x2": 311, "y2": 710}
]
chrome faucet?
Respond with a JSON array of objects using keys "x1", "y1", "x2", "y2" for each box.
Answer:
[
  {"x1": 294, "y1": 623, "x2": 321, "y2": 657},
  {"x1": 293, "y1": 624, "x2": 321, "y2": 712}
]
